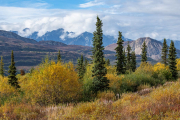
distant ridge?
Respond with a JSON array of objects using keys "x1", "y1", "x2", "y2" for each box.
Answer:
[
  {"x1": 105, "y1": 37, "x2": 180, "y2": 60},
  {"x1": 0, "y1": 30, "x2": 37, "y2": 44},
  {"x1": 36, "y1": 40, "x2": 67, "y2": 46}
]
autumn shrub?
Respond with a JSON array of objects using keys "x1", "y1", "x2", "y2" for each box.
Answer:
[
  {"x1": 80, "y1": 64, "x2": 94, "y2": 101},
  {"x1": 135, "y1": 62, "x2": 154, "y2": 75},
  {"x1": 62, "y1": 99, "x2": 113, "y2": 120},
  {"x1": 20, "y1": 69, "x2": 25, "y2": 76},
  {"x1": 137, "y1": 83, "x2": 151, "y2": 91},
  {"x1": 153, "y1": 62, "x2": 172, "y2": 81},
  {"x1": 21, "y1": 60, "x2": 81, "y2": 105},
  {"x1": 176, "y1": 58, "x2": 180, "y2": 71},
  {"x1": 106, "y1": 73, "x2": 123, "y2": 95},
  {"x1": 106, "y1": 66, "x2": 117, "y2": 74},
  {"x1": 0, "y1": 76, "x2": 19, "y2": 105},
  {"x1": 96, "y1": 90, "x2": 116, "y2": 101},
  {"x1": 0, "y1": 103, "x2": 46, "y2": 119},
  {"x1": 46, "y1": 80, "x2": 180, "y2": 120},
  {"x1": 119, "y1": 73, "x2": 163, "y2": 94}
]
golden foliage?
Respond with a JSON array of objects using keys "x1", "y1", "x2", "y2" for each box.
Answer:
[
  {"x1": 97, "y1": 90, "x2": 115, "y2": 101},
  {"x1": 106, "y1": 74, "x2": 123, "y2": 88},
  {"x1": 176, "y1": 58, "x2": 180, "y2": 71},
  {"x1": 106, "y1": 66, "x2": 117, "y2": 74},
  {"x1": 137, "y1": 83, "x2": 151, "y2": 91},
  {"x1": 21, "y1": 60, "x2": 81, "y2": 105},
  {"x1": 153, "y1": 62, "x2": 169, "y2": 72},
  {"x1": 0, "y1": 76, "x2": 17, "y2": 97},
  {"x1": 135, "y1": 62, "x2": 154, "y2": 74}
]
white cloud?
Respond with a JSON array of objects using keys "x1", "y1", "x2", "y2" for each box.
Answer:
[
  {"x1": 60, "y1": 32, "x2": 67, "y2": 41},
  {"x1": 1, "y1": 0, "x2": 180, "y2": 41},
  {"x1": 79, "y1": 0, "x2": 104, "y2": 8}
]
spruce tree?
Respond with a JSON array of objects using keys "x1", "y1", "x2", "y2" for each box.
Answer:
[
  {"x1": 141, "y1": 41, "x2": 147, "y2": 62},
  {"x1": 57, "y1": 50, "x2": 61, "y2": 62},
  {"x1": 123, "y1": 48, "x2": 126, "y2": 73},
  {"x1": 84, "y1": 58, "x2": 88, "y2": 68},
  {"x1": 77, "y1": 55, "x2": 85, "y2": 81},
  {"x1": 91, "y1": 16, "x2": 109, "y2": 94},
  {"x1": 106, "y1": 59, "x2": 110, "y2": 66},
  {"x1": 0, "y1": 56, "x2": 4, "y2": 77},
  {"x1": 8, "y1": 50, "x2": 20, "y2": 89},
  {"x1": 168, "y1": 40, "x2": 178, "y2": 80},
  {"x1": 126, "y1": 42, "x2": 132, "y2": 70},
  {"x1": 115, "y1": 31, "x2": 125, "y2": 75},
  {"x1": 161, "y1": 38, "x2": 168, "y2": 66},
  {"x1": 131, "y1": 51, "x2": 136, "y2": 72}
]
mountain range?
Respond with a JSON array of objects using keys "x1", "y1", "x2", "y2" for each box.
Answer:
[
  {"x1": 12, "y1": 28, "x2": 132, "y2": 47},
  {"x1": 13, "y1": 28, "x2": 180, "y2": 50}
]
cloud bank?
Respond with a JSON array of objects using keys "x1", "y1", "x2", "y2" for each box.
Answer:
[{"x1": 0, "y1": 0, "x2": 180, "y2": 40}]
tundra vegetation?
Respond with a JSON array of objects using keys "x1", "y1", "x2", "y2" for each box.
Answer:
[{"x1": 0, "y1": 17, "x2": 180, "y2": 119}]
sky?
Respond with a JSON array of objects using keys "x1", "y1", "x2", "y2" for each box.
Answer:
[{"x1": 0, "y1": 0, "x2": 180, "y2": 40}]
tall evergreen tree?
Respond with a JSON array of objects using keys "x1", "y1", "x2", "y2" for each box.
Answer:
[
  {"x1": 115, "y1": 31, "x2": 125, "y2": 75},
  {"x1": 57, "y1": 50, "x2": 61, "y2": 62},
  {"x1": 168, "y1": 40, "x2": 178, "y2": 80},
  {"x1": 123, "y1": 48, "x2": 126, "y2": 72},
  {"x1": 106, "y1": 59, "x2": 110, "y2": 66},
  {"x1": 91, "y1": 16, "x2": 109, "y2": 94},
  {"x1": 0, "y1": 56, "x2": 4, "y2": 77},
  {"x1": 84, "y1": 58, "x2": 88, "y2": 68},
  {"x1": 141, "y1": 41, "x2": 147, "y2": 62},
  {"x1": 131, "y1": 51, "x2": 136, "y2": 72},
  {"x1": 8, "y1": 50, "x2": 20, "y2": 89},
  {"x1": 77, "y1": 55, "x2": 85, "y2": 81},
  {"x1": 161, "y1": 38, "x2": 168, "y2": 66},
  {"x1": 126, "y1": 42, "x2": 132, "y2": 70}
]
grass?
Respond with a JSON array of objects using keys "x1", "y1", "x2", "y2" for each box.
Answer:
[
  {"x1": 0, "y1": 80, "x2": 179, "y2": 120},
  {"x1": 44, "y1": 79, "x2": 180, "y2": 120}
]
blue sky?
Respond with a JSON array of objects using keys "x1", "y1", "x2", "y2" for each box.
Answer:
[
  {"x1": 0, "y1": 0, "x2": 87, "y2": 9},
  {"x1": 0, "y1": 0, "x2": 180, "y2": 40}
]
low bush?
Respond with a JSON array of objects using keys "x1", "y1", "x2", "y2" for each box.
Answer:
[
  {"x1": 20, "y1": 60, "x2": 82, "y2": 105},
  {"x1": 0, "y1": 103, "x2": 46, "y2": 119},
  {"x1": 119, "y1": 73, "x2": 163, "y2": 94}
]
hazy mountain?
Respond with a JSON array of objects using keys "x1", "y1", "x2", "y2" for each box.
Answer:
[
  {"x1": 14, "y1": 28, "x2": 132, "y2": 47},
  {"x1": 160, "y1": 39, "x2": 180, "y2": 50},
  {"x1": 105, "y1": 37, "x2": 180, "y2": 60}
]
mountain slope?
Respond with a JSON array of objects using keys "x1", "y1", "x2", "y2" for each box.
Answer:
[
  {"x1": 105, "y1": 37, "x2": 180, "y2": 60},
  {"x1": 0, "y1": 30, "x2": 37, "y2": 44}
]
